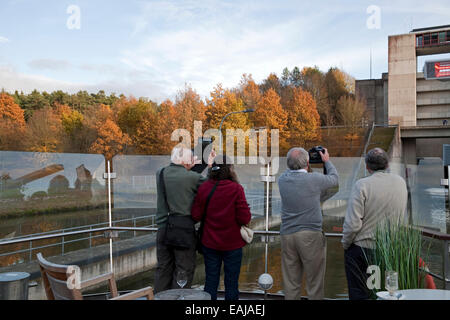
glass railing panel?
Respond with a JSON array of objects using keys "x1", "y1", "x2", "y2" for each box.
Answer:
[
  {"x1": 233, "y1": 162, "x2": 267, "y2": 218},
  {"x1": 110, "y1": 155, "x2": 169, "y2": 240},
  {"x1": 407, "y1": 158, "x2": 447, "y2": 233},
  {"x1": 0, "y1": 151, "x2": 107, "y2": 268}
]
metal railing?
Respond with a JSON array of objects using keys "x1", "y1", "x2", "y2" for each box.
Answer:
[
  {"x1": 0, "y1": 225, "x2": 448, "y2": 289},
  {"x1": 0, "y1": 215, "x2": 156, "y2": 263}
]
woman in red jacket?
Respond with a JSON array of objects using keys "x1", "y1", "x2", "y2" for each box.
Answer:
[{"x1": 191, "y1": 155, "x2": 251, "y2": 300}]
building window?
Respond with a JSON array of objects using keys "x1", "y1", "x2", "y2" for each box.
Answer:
[
  {"x1": 417, "y1": 35, "x2": 423, "y2": 47},
  {"x1": 431, "y1": 33, "x2": 438, "y2": 44},
  {"x1": 424, "y1": 34, "x2": 430, "y2": 46}
]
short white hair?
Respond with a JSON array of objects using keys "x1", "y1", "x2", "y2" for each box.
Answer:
[
  {"x1": 171, "y1": 147, "x2": 193, "y2": 165},
  {"x1": 287, "y1": 147, "x2": 309, "y2": 170}
]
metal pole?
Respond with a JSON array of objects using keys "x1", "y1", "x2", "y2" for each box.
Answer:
[
  {"x1": 444, "y1": 240, "x2": 450, "y2": 290},
  {"x1": 107, "y1": 161, "x2": 113, "y2": 274},
  {"x1": 265, "y1": 163, "x2": 270, "y2": 235},
  {"x1": 29, "y1": 241, "x2": 32, "y2": 262},
  {"x1": 264, "y1": 162, "x2": 270, "y2": 300}
]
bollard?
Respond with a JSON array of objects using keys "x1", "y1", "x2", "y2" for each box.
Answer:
[{"x1": 0, "y1": 272, "x2": 30, "y2": 300}]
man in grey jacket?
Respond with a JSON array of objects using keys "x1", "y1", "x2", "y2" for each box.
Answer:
[
  {"x1": 154, "y1": 146, "x2": 215, "y2": 293},
  {"x1": 278, "y1": 147, "x2": 338, "y2": 300},
  {"x1": 342, "y1": 148, "x2": 407, "y2": 300}
]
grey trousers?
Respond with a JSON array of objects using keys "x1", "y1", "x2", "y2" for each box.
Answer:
[
  {"x1": 154, "y1": 227, "x2": 197, "y2": 293},
  {"x1": 281, "y1": 229, "x2": 327, "y2": 300}
]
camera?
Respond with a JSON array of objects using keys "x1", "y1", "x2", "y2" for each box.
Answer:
[
  {"x1": 308, "y1": 146, "x2": 325, "y2": 164},
  {"x1": 191, "y1": 137, "x2": 213, "y2": 173}
]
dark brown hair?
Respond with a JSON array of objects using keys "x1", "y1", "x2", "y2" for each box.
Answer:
[{"x1": 209, "y1": 155, "x2": 239, "y2": 183}]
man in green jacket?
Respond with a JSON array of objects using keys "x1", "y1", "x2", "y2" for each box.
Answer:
[{"x1": 154, "y1": 146, "x2": 215, "y2": 293}]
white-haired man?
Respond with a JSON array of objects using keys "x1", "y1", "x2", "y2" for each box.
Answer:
[
  {"x1": 154, "y1": 146, "x2": 215, "y2": 293},
  {"x1": 278, "y1": 147, "x2": 338, "y2": 300}
]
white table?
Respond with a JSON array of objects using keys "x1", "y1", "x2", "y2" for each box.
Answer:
[{"x1": 378, "y1": 289, "x2": 450, "y2": 300}]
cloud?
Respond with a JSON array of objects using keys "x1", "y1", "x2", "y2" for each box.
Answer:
[
  {"x1": 0, "y1": 64, "x2": 169, "y2": 102},
  {"x1": 122, "y1": 1, "x2": 325, "y2": 97},
  {"x1": 28, "y1": 59, "x2": 72, "y2": 71},
  {"x1": 0, "y1": 36, "x2": 9, "y2": 43}
]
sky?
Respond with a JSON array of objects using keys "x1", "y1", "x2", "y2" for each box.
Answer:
[{"x1": 0, "y1": 0, "x2": 449, "y2": 102}]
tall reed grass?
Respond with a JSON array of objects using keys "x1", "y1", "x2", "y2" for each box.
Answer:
[{"x1": 369, "y1": 220, "x2": 428, "y2": 292}]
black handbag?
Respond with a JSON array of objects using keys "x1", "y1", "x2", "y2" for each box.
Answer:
[
  {"x1": 196, "y1": 181, "x2": 219, "y2": 254},
  {"x1": 159, "y1": 167, "x2": 196, "y2": 249}
]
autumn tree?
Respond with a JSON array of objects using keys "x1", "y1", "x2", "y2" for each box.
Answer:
[
  {"x1": 115, "y1": 96, "x2": 157, "y2": 138},
  {"x1": 253, "y1": 88, "x2": 289, "y2": 152},
  {"x1": 300, "y1": 66, "x2": 333, "y2": 127},
  {"x1": 155, "y1": 99, "x2": 180, "y2": 154},
  {"x1": 135, "y1": 99, "x2": 179, "y2": 155},
  {"x1": 285, "y1": 88, "x2": 321, "y2": 147},
  {"x1": 260, "y1": 73, "x2": 282, "y2": 96},
  {"x1": 0, "y1": 93, "x2": 26, "y2": 150},
  {"x1": 238, "y1": 74, "x2": 261, "y2": 109},
  {"x1": 205, "y1": 84, "x2": 249, "y2": 130},
  {"x1": 88, "y1": 104, "x2": 131, "y2": 160},
  {"x1": 174, "y1": 85, "x2": 206, "y2": 137},
  {"x1": 205, "y1": 85, "x2": 251, "y2": 154},
  {"x1": 337, "y1": 95, "x2": 367, "y2": 136},
  {"x1": 55, "y1": 104, "x2": 93, "y2": 153},
  {"x1": 25, "y1": 107, "x2": 63, "y2": 153}
]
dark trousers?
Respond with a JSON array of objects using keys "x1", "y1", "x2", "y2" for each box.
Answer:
[
  {"x1": 202, "y1": 245, "x2": 243, "y2": 300},
  {"x1": 154, "y1": 227, "x2": 197, "y2": 293},
  {"x1": 344, "y1": 243, "x2": 374, "y2": 300}
]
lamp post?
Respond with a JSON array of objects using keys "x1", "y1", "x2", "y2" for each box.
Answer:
[{"x1": 218, "y1": 109, "x2": 255, "y2": 152}]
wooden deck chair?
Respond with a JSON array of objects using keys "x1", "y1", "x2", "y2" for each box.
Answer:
[{"x1": 37, "y1": 253, "x2": 154, "y2": 300}]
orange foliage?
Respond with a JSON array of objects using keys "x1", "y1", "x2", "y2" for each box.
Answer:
[
  {"x1": 253, "y1": 88, "x2": 289, "y2": 151},
  {"x1": 239, "y1": 74, "x2": 261, "y2": 109},
  {"x1": 0, "y1": 93, "x2": 26, "y2": 150},
  {"x1": 285, "y1": 88, "x2": 321, "y2": 146},
  {"x1": 174, "y1": 85, "x2": 206, "y2": 137},
  {"x1": 0, "y1": 93, "x2": 26, "y2": 125},
  {"x1": 26, "y1": 107, "x2": 63, "y2": 153},
  {"x1": 205, "y1": 85, "x2": 249, "y2": 130},
  {"x1": 135, "y1": 100, "x2": 180, "y2": 154},
  {"x1": 88, "y1": 104, "x2": 131, "y2": 160}
]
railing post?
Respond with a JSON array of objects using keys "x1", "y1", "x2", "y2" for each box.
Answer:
[
  {"x1": 29, "y1": 241, "x2": 32, "y2": 262},
  {"x1": 62, "y1": 231, "x2": 65, "y2": 256},
  {"x1": 89, "y1": 226, "x2": 92, "y2": 248},
  {"x1": 444, "y1": 240, "x2": 450, "y2": 290},
  {"x1": 133, "y1": 218, "x2": 136, "y2": 238}
]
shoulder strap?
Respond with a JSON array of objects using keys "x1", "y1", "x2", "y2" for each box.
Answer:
[
  {"x1": 159, "y1": 167, "x2": 172, "y2": 215},
  {"x1": 198, "y1": 181, "x2": 220, "y2": 238},
  {"x1": 203, "y1": 181, "x2": 220, "y2": 219}
]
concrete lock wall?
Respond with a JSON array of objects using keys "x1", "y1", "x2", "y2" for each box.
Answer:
[{"x1": 388, "y1": 33, "x2": 417, "y2": 126}]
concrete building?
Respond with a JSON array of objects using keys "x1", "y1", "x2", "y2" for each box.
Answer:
[{"x1": 356, "y1": 25, "x2": 450, "y2": 161}]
